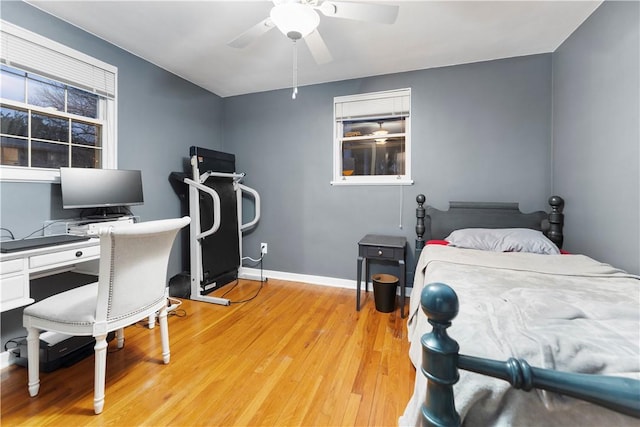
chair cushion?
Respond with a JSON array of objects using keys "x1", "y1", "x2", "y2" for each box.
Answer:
[{"x1": 23, "y1": 283, "x2": 98, "y2": 326}]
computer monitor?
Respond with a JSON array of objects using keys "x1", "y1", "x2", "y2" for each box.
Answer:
[{"x1": 59, "y1": 167, "x2": 144, "y2": 216}]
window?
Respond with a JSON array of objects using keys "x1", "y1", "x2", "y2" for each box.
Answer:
[
  {"x1": 332, "y1": 88, "x2": 412, "y2": 185},
  {"x1": 1, "y1": 66, "x2": 103, "y2": 169},
  {"x1": 0, "y1": 21, "x2": 117, "y2": 182}
]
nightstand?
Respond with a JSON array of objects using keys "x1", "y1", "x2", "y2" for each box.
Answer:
[{"x1": 356, "y1": 234, "x2": 407, "y2": 318}]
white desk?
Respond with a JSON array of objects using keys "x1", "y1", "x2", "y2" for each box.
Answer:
[{"x1": 0, "y1": 239, "x2": 100, "y2": 312}]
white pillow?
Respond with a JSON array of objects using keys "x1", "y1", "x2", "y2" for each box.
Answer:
[{"x1": 445, "y1": 228, "x2": 560, "y2": 254}]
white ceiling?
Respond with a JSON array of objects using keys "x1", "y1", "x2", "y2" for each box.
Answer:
[{"x1": 25, "y1": 1, "x2": 602, "y2": 98}]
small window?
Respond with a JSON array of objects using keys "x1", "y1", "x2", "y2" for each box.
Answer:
[
  {"x1": 332, "y1": 88, "x2": 412, "y2": 185},
  {"x1": 0, "y1": 21, "x2": 117, "y2": 182}
]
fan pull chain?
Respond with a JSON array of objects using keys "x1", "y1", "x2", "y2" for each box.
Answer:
[{"x1": 292, "y1": 40, "x2": 298, "y2": 100}]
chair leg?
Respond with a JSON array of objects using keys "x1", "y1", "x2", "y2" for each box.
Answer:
[
  {"x1": 25, "y1": 327, "x2": 40, "y2": 397},
  {"x1": 158, "y1": 306, "x2": 170, "y2": 364},
  {"x1": 93, "y1": 333, "x2": 108, "y2": 414},
  {"x1": 116, "y1": 328, "x2": 124, "y2": 349}
]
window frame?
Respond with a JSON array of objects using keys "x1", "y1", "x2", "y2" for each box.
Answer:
[
  {"x1": 331, "y1": 88, "x2": 412, "y2": 186},
  {"x1": 0, "y1": 20, "x2": 117, "y2": 183}
]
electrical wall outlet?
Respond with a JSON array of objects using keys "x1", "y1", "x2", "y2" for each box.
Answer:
[{"x1": 260, "y1": 242, "x2": 268, "y2": 255}]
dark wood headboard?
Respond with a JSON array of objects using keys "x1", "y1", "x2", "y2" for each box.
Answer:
[{"x1": 415, "y1": 194, "x2": 565, "y2": 260}]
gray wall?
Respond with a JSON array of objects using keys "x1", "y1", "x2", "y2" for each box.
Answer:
[
  {"x1": 224, "y1": 54, "x2": 553, "y2": 282},
  {"x1": 1, "y1": 2, "x2": 223, "y2": 348},
  {"x1": 552, "y1": 0, "x2": 639, "y2": 274}
]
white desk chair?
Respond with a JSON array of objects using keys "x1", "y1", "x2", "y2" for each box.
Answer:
[{"x1": 23, "y1": 217, "x2": 190, "y2": 414}]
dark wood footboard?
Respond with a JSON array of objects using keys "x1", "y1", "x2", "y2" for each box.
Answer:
[{"x1": 419, "y1": 283, "x2": 640, "y2": 427}]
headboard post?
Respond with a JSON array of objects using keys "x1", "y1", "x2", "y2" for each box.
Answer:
[
  {"x1": 420, "y1": 282, "x2": 461, "y2": 427},
  {"x1": 547, "y1": 196, "x2": 565, "y2": 249},
  {"x1": 416, "y1": 194, "x2": 426, "y2": 261}
]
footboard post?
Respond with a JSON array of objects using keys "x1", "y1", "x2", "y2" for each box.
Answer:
[{"x1": 420, "y1": 282, "x2": 461, "y2": 427}]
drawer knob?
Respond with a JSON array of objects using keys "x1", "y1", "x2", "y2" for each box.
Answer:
[
  {"x1": 75, "y1": 251, "x2": 83, "y2": 258},
  {"x1": 378, "y1": 250, "x2": 383, "y2": 256}
]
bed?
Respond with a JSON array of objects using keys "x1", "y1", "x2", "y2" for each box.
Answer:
[{"x1": 400, "y1": 194, "x2": 640, "y2": 426}]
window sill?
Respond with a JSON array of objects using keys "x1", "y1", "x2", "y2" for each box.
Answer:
[
  {"x1": 0, "y1": 166, "x2": 60, "y2": 183},
  {"x1": 330, "y1": 177, "x2": 414, "y2": 186}
]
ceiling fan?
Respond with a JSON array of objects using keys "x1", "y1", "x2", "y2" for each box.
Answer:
[{"x1": 228, "y1": 0, "x2": 400, "y2": 65}]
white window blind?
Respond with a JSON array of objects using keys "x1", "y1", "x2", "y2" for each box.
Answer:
[
  {"x1": 335, "y1": 89, "x2": 410, "y2": 121},
  {"x1": 1, "y1": 20, "x2": 116, "y2": 99}
]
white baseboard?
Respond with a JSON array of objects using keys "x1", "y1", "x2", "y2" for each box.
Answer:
[
  {"x1": 1, "y1": 348, "x2": 17, "y2": 370},
  {"x1": 239, "y1": 267, "x2": 357, "y2": 289},
  {"x1": 238, "y1": 267, "x2": 412, "y2": 295}
]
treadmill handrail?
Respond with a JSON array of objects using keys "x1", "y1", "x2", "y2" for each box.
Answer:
[
  {"x1": 238, "y1": 183, "x2": 260, "y2": 232},
  {"x1": 201, "y1": 171, "x2": 245, "y2": 182},
  {"x1": 183, "y1": 178, "x2": 221, "y2": 239}
]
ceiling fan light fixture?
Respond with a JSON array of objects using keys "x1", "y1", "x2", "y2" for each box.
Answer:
[
  {"x1": 373, "y1": 122, "x2": 389, "y2": 144},
  {"x1": 270, "y1": 3, "x2": 320, "y2": 40}
]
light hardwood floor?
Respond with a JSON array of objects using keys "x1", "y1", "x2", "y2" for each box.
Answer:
[{"x1": 1, "y1": 279, "x2": 416, "y2": 426}]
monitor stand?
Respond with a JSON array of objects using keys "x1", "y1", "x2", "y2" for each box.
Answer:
[{"x1": 86, "y1": 208, "x2": 126, "y2": 220}]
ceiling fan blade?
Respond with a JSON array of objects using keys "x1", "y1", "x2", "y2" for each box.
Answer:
[
  {"x1": 228, "y1": 17, "x2": 274, "y2": 48},
  {"x1": 318, "y1": 1, "x2": 399, "y2": 24},
  {"x1": 304, "y1": 29, "x2": 333, "y2": 64}
]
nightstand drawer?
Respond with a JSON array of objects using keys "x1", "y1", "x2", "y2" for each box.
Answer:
[{"x1": 364, "y1": 246, "x2": 403, "y2": 260}]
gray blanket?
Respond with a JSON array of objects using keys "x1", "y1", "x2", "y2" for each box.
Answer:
[{"x1": 400, "y1": 245, "x2": 640, "y2": 426}]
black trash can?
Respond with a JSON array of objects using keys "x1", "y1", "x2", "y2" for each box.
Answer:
[{"x1": 372, "y1": 273, "x2": 398, "y2": 313}]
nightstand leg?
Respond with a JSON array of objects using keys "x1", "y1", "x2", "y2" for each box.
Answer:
[
  {"x1": 399, "y1": 259, "x2": 406, "y2": 318},
  {"x1": 365, "y1": 258, "x2": 370, "y2": 293},
  {"x1": 356, "y1": 256, "x2": 364, "y2": 311}
]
